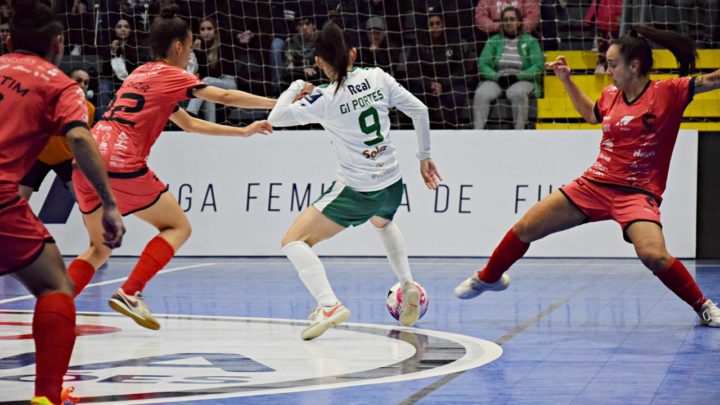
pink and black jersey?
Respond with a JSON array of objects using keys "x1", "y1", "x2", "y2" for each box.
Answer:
[
  {"x1": 587, "y1": 77, "x2": 695, "y2": 199},
  {"x1": 92, "y1": 61, "x2": 206, "y2": 172},
  {"x1": 0, "y1": 53, "x2": 89, "y2": 202}
]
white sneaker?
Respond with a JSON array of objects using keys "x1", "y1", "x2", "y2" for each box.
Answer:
[
  {"x1": 301, "y1": 302, "x2": 351, "y2": 340},
  {"x1": 697, "y1": 300, "x2": 720, "y2": 327},
  {"x1": 108, "y1": 288, "x2": 160, "y2": 330},
  {"x1": 399, "y1": 281, "x2": 420, "y2": 327},
  {"x1": 454, "y1": 273, "x2": 510, "y2": 299}
]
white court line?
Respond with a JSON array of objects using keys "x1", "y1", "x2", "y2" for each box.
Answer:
[{"x1": 0, "y1": 262, "x2": 217, "y2": 305}]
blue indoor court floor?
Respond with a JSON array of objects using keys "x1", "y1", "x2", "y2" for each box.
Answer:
[{"x1": 1, "y1": 257, "x2": 719, "y2": 404}]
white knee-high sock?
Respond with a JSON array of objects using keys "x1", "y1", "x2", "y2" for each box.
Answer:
[
  {"x1": 283, "y1": 241, "x2": 338, "y2": 307},
  {"x1": 376, "y1": 222, "x2": 413, "y2": 283}
]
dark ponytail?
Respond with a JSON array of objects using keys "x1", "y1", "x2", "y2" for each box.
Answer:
[
  {"x1": 315, "y1": 22, "x2": 349, "y2": 93},
  {"x1": 612, "y1": 25, "x2": 697, "y2": 76},
  {"x1": 149, "y1": 4, "x2": 189, "y2": 59}
]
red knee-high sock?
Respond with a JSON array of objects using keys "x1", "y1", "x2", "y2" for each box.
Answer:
[
  {"x1": 478, "y1": 229, "x2": 530, "y2": 283},
  {"x1": 654, "y1": 258, "x2": 707, "y2": 311},
  {"x1": 67, "y1": 259, "x2": 96, "y2": 298},
  {"x1": 121, "y1": 236, "x2": 175, "y2": 295},
  {"x1": 33, "y1": 292, "x2": 76, "y2": 403}
]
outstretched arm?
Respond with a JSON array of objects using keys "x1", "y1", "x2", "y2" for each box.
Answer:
[
  {"x1": 66, "y1": 127, "x2": 125, "y2": 248},
  {"x1": 170, "y1": 108, "x2": 272, "y2": 137},
  {"x1": 388, "y1": 77, "x2": 443, "y2": 189},
  {"x1": 193, "y1": 86, "x2": 276, "y2": 109},
  {"x1": 267, "y1": 80, "x2": 321, "y2": 127},
  {"x1": 694, "y1": 68, "x2": 720, "y2": 95},
  {"x1": 545, "y1": 56, "x2": 597, "y2": 123}
]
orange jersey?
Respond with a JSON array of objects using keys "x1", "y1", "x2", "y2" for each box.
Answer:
[
  {"x1": 92, "y1": 61, "x2": 206, "y2": 172},
  {"x1": 0, "y1": 53, "x2": 89, "y2": 200},
  {"x1": 38, "y1": 101, "x2": 95, "y2": 165},
  {"x1": 587, "y1": 77, "x2": 694, "y2": 199}
]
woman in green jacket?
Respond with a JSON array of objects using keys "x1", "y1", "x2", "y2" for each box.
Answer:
[{"x1": 473, "y1": 6, "x2": 544, "y2": 129}]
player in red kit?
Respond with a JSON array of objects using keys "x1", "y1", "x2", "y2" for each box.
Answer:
[
  {"x1": 0, "y1": 2, "x2": 125, "y2": 404},
  {"x1": 454, "y1": 25, "x2": 720, "y2": 327},
  {"x1": 69, "y1": 4, "x2": 275, "y2": 330}
]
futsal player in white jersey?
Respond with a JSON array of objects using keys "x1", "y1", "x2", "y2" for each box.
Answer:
[{"x1": 268, "y1": 22, "x2": 442, "y2": 340}]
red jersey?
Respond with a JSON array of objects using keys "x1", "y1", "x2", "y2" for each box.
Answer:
[
  {"x1": 0, "y1": 53, "x2": 89, "y2": 202},
  {"x1": 92, "y1": 61, "x2": 206, "y2": 172},
  {"x1": 587, "y1": 77, "x2": 694, "y2": 199}
]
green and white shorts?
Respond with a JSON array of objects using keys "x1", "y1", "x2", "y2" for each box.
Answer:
[{"x1": 313, "y1": 179, "x2": 404, "y2": 227}]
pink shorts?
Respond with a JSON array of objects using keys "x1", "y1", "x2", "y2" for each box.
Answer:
[
  {"x1": 73, "y1": 166, "x2": 168, "y2": 216},
  {"x1": 560, "y1": 177, "x2": 662, "y2": 242},
  {"x1": 0, "y1": 195, "x2": 54, "y2": 275}
]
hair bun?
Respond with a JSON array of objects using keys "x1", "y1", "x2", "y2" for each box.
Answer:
[{"x1": 160, "y1": 4, "x2": 180, "y2": 19}]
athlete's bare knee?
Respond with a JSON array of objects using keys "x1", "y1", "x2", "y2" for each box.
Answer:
[
  {"x1": 512, "y1": 218, "x2": 537, "y2": 242},
  {"x1": 637, "y1": 249, "x2": 672, "y2": 272}
]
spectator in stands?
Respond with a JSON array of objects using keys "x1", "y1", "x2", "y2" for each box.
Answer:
[
  {"x1": 473, "y1": 6, "x2": 543, "y2": 130},
  {"x1": 411, "y1": 7, "x2": 476, "y2": 128},
  {"x1": 283, "y1": 15, "x2": 321, "y2": 86},
  {"x1": 65, "y1": 0, "x2": 94, "y2": 55},
  {"x1": 256, "y1": 2, "x2": 315, "y2": 96},
  {"x1": 97, "y1": 17, "x2": 146, "y2": 115},
  {"x1": 334, "y1": 0, "x2": 403, "y2": 47},
  {"x1": 357, "y1": 16, "x2": 404, "y2": 78},
  {"x1": 475, "y1": 0, "x2": 540, "y2": 45},
  {"x1": 0, "y1": 1, "x2": 11, "y2": 23},
  {"x1": 223, "y1": 0, "x2": 270, "y2": 98},
  {"x1": 0, "y1": 21, "x2": 9, "y2": 55},
  {"x1": 186, "y1": 18, "x2": 238, "y2": 122},
  {"x1": 583, "y1": 0, "x2": 622, "y2": 74}
]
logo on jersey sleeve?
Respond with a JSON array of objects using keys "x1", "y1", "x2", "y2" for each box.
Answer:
[{"x1": 301, "y1": 92, "x2": 323, "y2": 106}]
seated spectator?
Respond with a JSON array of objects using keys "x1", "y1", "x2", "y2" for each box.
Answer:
[
  {"x1": 475, "y1": 0, "x2": 540, "y2": 47},
  {"x1": 251, "y1": 1, "x2": 315, "y2": 96},
  {"x1": 409, "y1": 7, "x2": 476, "y2": 128},
  {"x1": 583, "y1": 0, "x2": 622, "y2": 74},
  {"x1": 0, "y1": 1, "x2": 11, "y2": 23},
  {"x1": 356, "y1": 16, "x2": 404, "y2": 79},
  {"x1": 65, "y1": 0, "x2": 94, "y2": 55},
  {"x1": 283, "y1": 15, "x2": 321, "y2": 86},
  {"x1": 473, "y1": 6, "x2": 543, "y2": 130},
  {"x1": 186, "y1": 18, "x2": 238, "y2": 122},
  {"x1": 97, "y1": 17, "x2": 147, "y2": 115},
  {"x1": 0, "y1": 21, "x2": 9, "y2": 55}
]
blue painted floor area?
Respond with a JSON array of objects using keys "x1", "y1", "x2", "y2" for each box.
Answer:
[{"x1": 2, "y1": 257, "x2": 719, "y2": 404}]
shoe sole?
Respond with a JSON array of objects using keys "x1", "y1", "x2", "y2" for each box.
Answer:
[
  {"x1": 301, "y1": 308, "x2": 351, "y2": 340},
  {"x1": 108, "y1": 298, "x2": 161, "y2": 330},
  {"x1": 399, "y1": 286, "x2": 420, "y2": 327}
]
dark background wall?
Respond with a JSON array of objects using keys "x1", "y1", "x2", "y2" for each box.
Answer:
[{"x1": 697, "y1": 131, "x2": 720, "y2": 258}]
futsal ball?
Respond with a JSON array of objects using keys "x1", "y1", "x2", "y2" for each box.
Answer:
[{"x1": 386, "y1": 282, "x2": 429, "y2": 321}]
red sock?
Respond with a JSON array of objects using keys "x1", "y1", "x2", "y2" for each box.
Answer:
[
  {"x1": 654, "y1": 258, "x2": 707, "y2": 311},
  {"x1": 67, "y1": 259, "x2": 96, "y2": 298},
  {"x1": 33, "y1": 292, "x2": 76, "y2": 403},
  {"x1": 478, "y1": 228, "x2": 530, "y2": 283},
  {"x1": 121, "y1": 236, "x2": 175, "y2": 295}
]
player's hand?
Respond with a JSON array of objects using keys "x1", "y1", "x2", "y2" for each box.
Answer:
[
  {"x1": 420, "y1": 158, "x2": 442, "y2": 190},
  {"x1": 101, "y1": 207, "x2": 125, "y2": 249},
  {"x1": 193, "y1": 38, "x2": 202, "y2": 49},
  {"x1": 241, "y1": 120, "x2": 273, "y2": 137},
  {"x1": 545, "y1": 56, "x2": 571, "y2": 81},
  {"x1": 293, "y1": 82, "x2": 315, "y2": 102}
]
